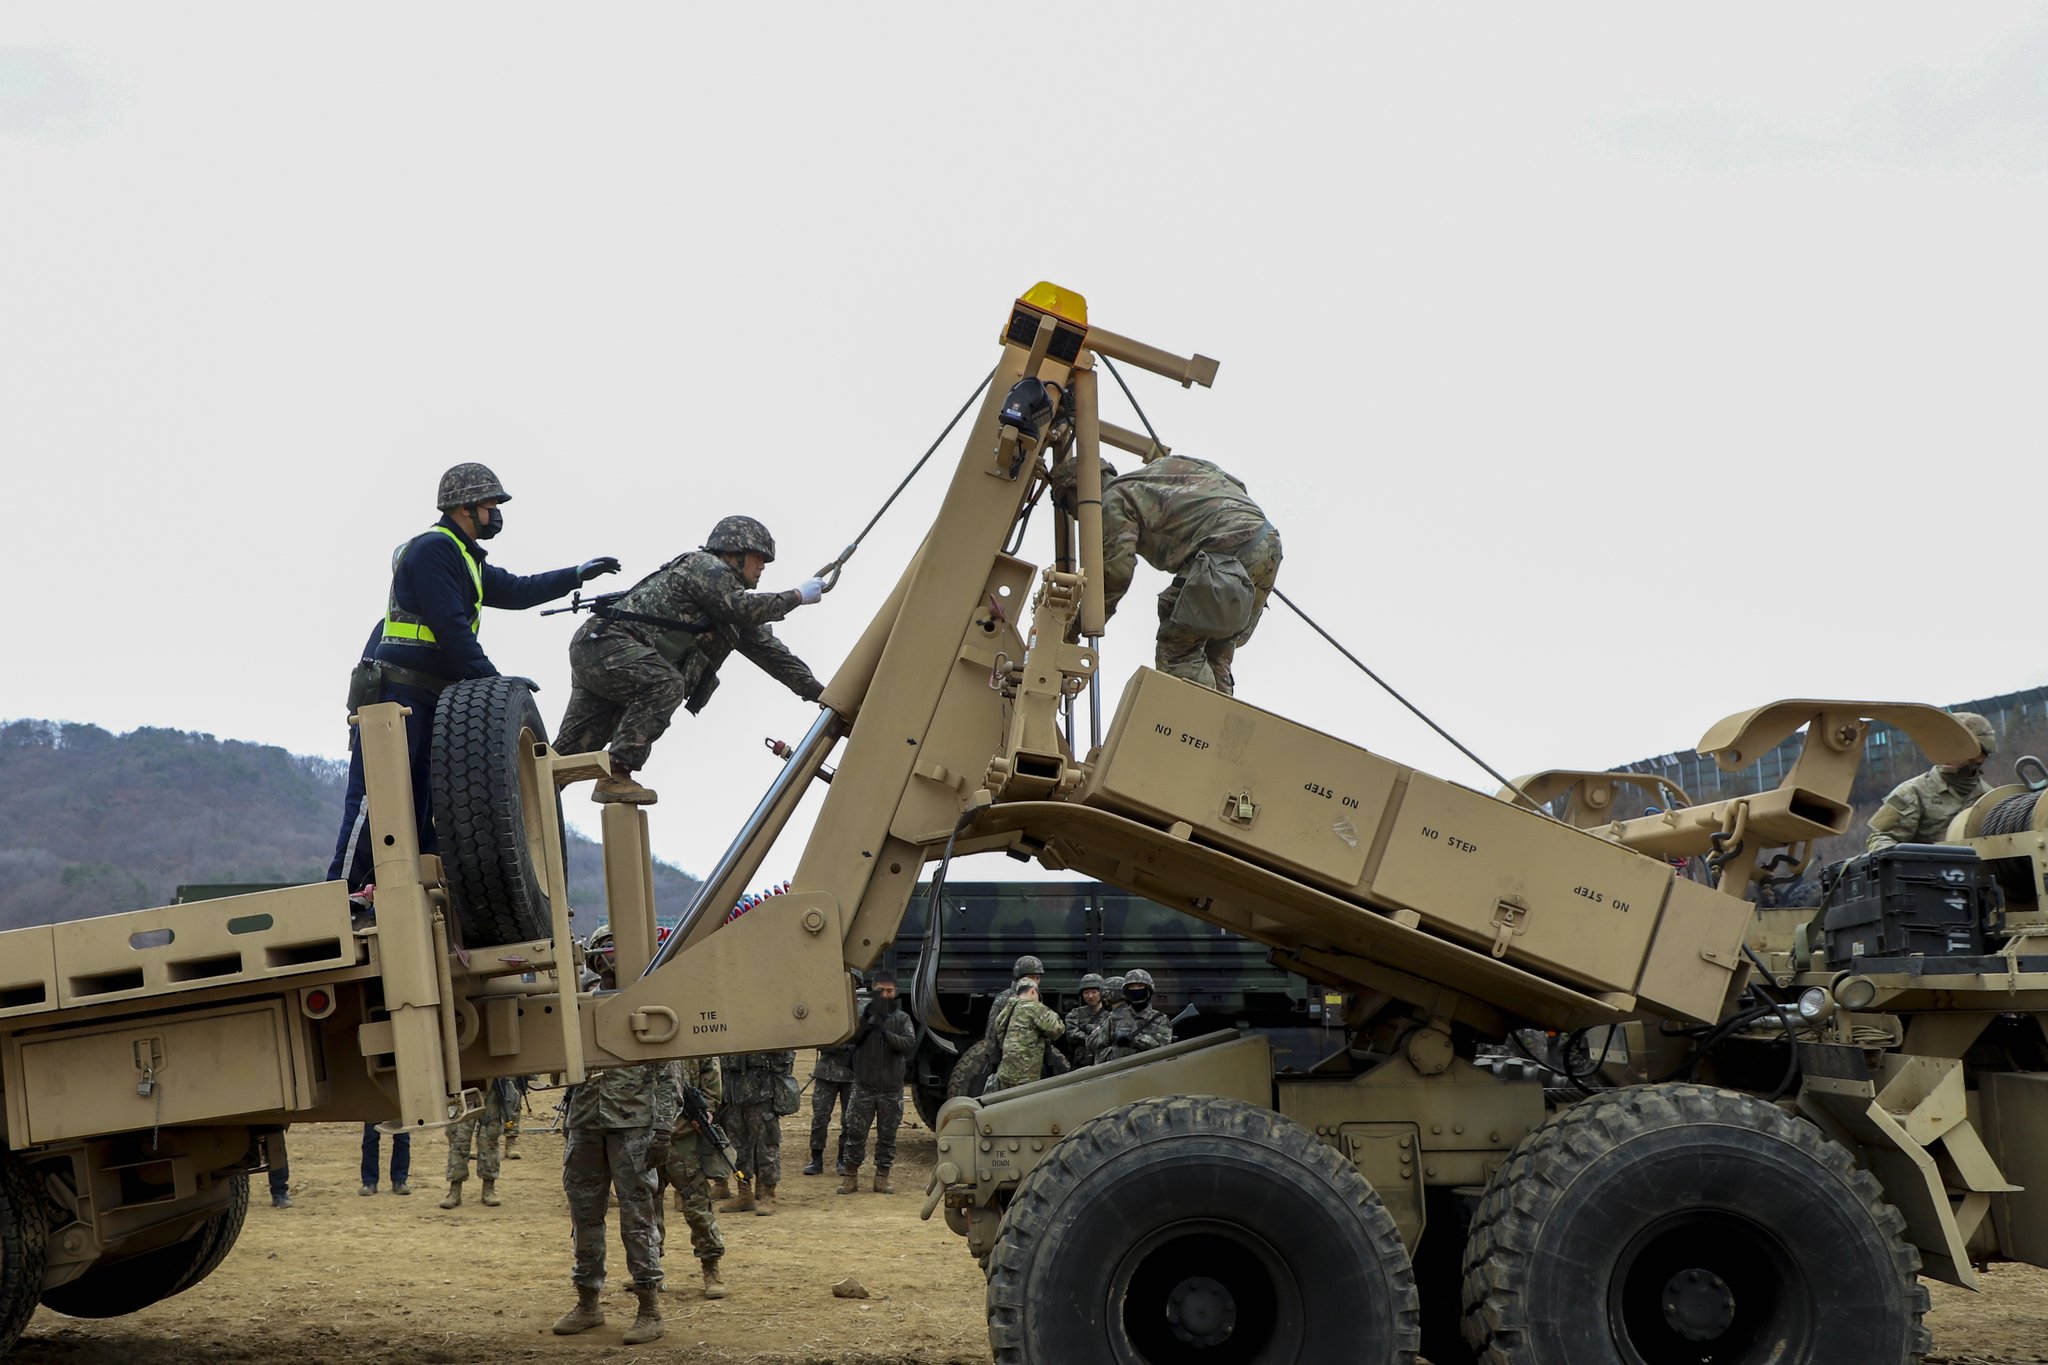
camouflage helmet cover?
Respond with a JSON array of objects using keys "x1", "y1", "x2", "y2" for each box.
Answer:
[
  {"x1": 1046, "y1": 453, "x2": 1119, "y2": 500},
  {"x1": 436, "y1": 462, "x2": 512, "y2": 510},
  {"x1": 1122, "y1": 967, "x2": 1155, "y2": 988},
  {"x1": 1077, "y1": 972, "x2": 1107, "y2": 991},
  {"x1": 1950, "y1": 711, "x2": 1997, "y2": 756},
  {"x1": 1012, "y1": 954, "x2": 1045, "y2": 979},
  {"x1": 584, "y1": 926, "x2": 616, "y2": 978},
  {"x1": 703, "y1": 515, "x2": 777, "y2": 563},
  {"x1": 1105, "y1": 975, "x2": 1127, "y2": 993}
]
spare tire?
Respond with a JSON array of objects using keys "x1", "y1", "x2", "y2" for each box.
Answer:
[
  {"x1": 431, "y1": 676, "x2": 556, "y2": 947},
  {"x1": 0, "y1": 1152, "x2": 49, "y2": 1355},
  {"x1": 946, "y1": 1039, "x2": 999, "y2": 1103},
  {"x1": 41, "y1": 1171, "x2": 248, "y2": 1319}
]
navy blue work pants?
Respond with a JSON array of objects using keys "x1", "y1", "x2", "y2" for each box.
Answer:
[
  {"x1": 327, "y1": 683, "x2": 440, "y2": 889},
  {"x1": 361, "y1": 1124, "x2": 412, "y2": 1186}
]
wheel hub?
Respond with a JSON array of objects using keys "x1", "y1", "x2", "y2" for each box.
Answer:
[
  {"x1": 1662, "y1": 1267, "x2": 1738, "y2": 1342},
  {"x1": 1164, "y1": 1275, "x2": 1237, "y2": 1348}
]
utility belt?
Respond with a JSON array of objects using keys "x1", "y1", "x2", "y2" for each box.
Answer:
[{"x1": 346, "y1": 658, "x2": 453, "y2": 711}]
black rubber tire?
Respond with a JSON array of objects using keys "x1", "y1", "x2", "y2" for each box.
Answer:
[
  {"x1": 946, "y1": 1039, "x2": 999, "y2": 1103},
  {"x1": 40, "y1": 1172, "x2": 249, "y2": 1319},
  {"x1": 1460, "y1": 1082, "x2": 1930, "y2": 1365},
  {"x1": 0, "y1": 1153, "x2": 50, "y2": 1356},
  {"x1": 913, "y1": 1071, "x2": 947, "y2": 1130},
  {"x1": 986, "y1": 1095, "x2": 1420, "y2": 1364},
  {"x1": 431, "y1": 676, "x2": 556, "y2": 946}
]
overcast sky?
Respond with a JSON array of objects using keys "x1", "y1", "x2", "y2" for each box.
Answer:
[{"x1": 4, "y1": 4, "x2": 2046, "y2": 888}]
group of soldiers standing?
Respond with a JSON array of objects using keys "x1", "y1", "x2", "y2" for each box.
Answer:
[{"x1": 982, "y1": 954, "x2": 1176, "y2": 1094}]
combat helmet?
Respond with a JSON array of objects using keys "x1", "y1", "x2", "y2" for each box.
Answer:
[
  {"x1": 1077, "y1": 972, "x2": 1106, "y2": 992},
  {"x1": 584, "y1": 926, "x2": 616, "y2": 978},
  {"x1": 436, "y1": 462, "x2": 512, "y2": 510},
  {"x1": 704, "y1": 515, "x2": 777, "y2": 563},
  {"x1": 1122, "y1": 968, "x2": 1155, "y2": 988},
  {"x1": 1013, "y1": 954, "x2": 1045, "y2": 979},
  {"x1": 1951, "y1": 711, "x2": 1998, "y2": 756},
  {"x1": 1105, "y1": 975, "x2": 1126, "y2": 994},
  {"x1": 1046, "y1": 453, "x2": 1118, "y2": 504}
]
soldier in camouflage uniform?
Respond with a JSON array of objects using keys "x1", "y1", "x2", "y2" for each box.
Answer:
[
  {"x1": 717, "y1": 1048, "x2": 795, "y2": 1215},
  {"x1": 1058, "y1": 972, "x2": 1108, "y2": 1063},
  {"x1": 439, "y1": 1074, "x2": 518, "y2": 1208},
  {"x1": 655, "y1": 1055, "x2": 732, "y2": 1300},
  {"x1": 984, "y1": 978, "x2": 1063, "y2": 1094},
  {"x1": 983, "y1": 954, "x2": 1046, "y2": 1043},
  {"x1": 1867, "y1": 712, "x2": 1998, "y2": 852},
  {"x1": 840, "y1": 970, "x2": 917, "y2": 1194},
  {"x1": 556, "y1": 515, "x2": 827, "y2": 806},
  {"x1": 551, "y1": 940, "x2": 674, "y2": 1345},
  {"x1": 1054, "y1": 452, "x2": 1282, "y2": 697},
  {"x1": 1086, "y1": 967, "x2": 1174, "y2": 1064},
  {"x1": 804, "y1": 1037, "x2": 856, "y2": 1176}
]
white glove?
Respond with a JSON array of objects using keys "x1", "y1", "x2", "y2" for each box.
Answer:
[{"x1": 797, "y1": 578, "x2": 825, "y2": 605}]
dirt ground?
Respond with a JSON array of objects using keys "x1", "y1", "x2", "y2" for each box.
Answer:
[{"x1": 12, "y1": 1078, "x2": 2048, "y2": 1365}]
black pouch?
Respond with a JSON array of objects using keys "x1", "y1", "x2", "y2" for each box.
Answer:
[{"x1": 345, "y1": 659, "x2": 383, "y2": 712}]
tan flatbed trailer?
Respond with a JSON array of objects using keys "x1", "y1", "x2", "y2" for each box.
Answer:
[{"x1": 2, "y1": 286, "x2": 2043, "y2": 1365}]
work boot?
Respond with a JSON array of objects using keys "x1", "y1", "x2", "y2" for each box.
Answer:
[
  {"x1": 504, "y1": 1134, "x2": 522, "y2": 1161},
  {"x1": 592, "y1": 771, "x2": 659, "y2": 805},
  {"x1": 271, "y1": 1192, "x2": 294, "y2": 1209},
  {"x1": 622, "y1": 1285, "x2": 664, "y2": 1344},
  {"x1": 439, "y1": 1181, "x2": 463, "y2": 1209},
  {"x1": 802, "y1": 1148, "x2": 824, "y2": 1176},
  {"x1": 701, "y1": 1259, "x2": 729, "y2": 1300},
  {"x1": 551, "y1": 1285, "x2": 605, "y2": 1336},
  {"x1": 708, "y1": 1177, "x2": 732, "y2": 1201},
  {"x1": 837, "y1": 1169, "x2": 860, "y2": 1196},
  {"x1": 359, "y1": 1183, "x2": 377, "y2": 1197},
  {"x1": 873, "y1": 1169, "x2": 894, "y2": 1195},
  {"x1": 717, "y1": 1178, "x2": 755, "y2": 1214},
  {"x1": 392, "y1": 1181, "x2": 412, "y2": 1196},
  {"x1": 480, "y1": 1179, "x2": 501, "y2": 1207},
  {"x1": 754, "y1": 1182, "x2": 777, "y2": 1216}
]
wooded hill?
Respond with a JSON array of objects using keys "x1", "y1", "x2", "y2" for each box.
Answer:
[{"x1": 0, "y1": 720, "x2": 701, "y2": 931}]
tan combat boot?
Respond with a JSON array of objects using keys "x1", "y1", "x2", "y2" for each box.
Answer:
[
  {"x1": 439, "y1": 1181, "x2": 463, "y2": 1209},
  {"x1": 480, "y1": 1178, "x2": 501, "y2": 1207},
  {"x1": 708, "y1": 1176, "x2": 732, "y2": 1202},
  {"x1": 873, "y1": 1168, "x2": 894, "y2": 1195},
  {"x1": 503, "y1": 1133, "x2": 521, "y2": 1161},
  {"x1": 755, "y1": 1182, "x2": 777, "y2": 1216},
  {"x1": 701, "y1": 1259, "x2": 729, "y2": 1300},
  {"x1": 622, "y1": 1285, "x2": 664, "y2": 1344},
  {"x1": 717, "y1": 1177, "x2": 755, "y2": 1214},
  {"x1": 837, "y1": 1169, "x2": 860, "y2": 1196},
  {"x1": 592, "y1": 771, "x2": 659, "y2": 805},
  {"x1": 551, "y1": 1285, "x2": 605, "y2": 1336}
]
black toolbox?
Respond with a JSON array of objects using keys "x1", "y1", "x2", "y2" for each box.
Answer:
[{"x1": 1820, "y1": 844, "x2": 2003, "y2": 966}]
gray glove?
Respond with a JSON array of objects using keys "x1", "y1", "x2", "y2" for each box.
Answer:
[
  {"x1": 797, "y1": 577, "x2": 826, "y2": 605},
  {"x1": 579, "y1": 556, "x2": 622, "y2": 583}
]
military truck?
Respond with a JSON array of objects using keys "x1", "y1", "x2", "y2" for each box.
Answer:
[
  {"x1": 2, "y1": 285, "x2": 2044, "y2": 1365},
  {"x1": 884, "y1": 879, "x2": 1339, "y2": 1124}
]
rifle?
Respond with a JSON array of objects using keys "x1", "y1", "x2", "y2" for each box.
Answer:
[
  {"x1": 680, "y1": 1082, "x2": 740, "y2": 1175},
  {"x1": 540, "y1": 590, "x2": 716, "y2": 636}
]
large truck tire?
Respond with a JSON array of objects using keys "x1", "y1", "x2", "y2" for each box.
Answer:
[
  {"x1": 431, "y1": 676, "x2": 556, "y2": 947},
  {"x1": 40, "y1": 1171, "x2": 249, "y2": 1320},
  {"x1": 0, "y1": 1153, "x2": 49, "y2": 1356},
  {"x1": 1460, "y1": 1082, "x2": 1930, "y2": 1365},
  {"x1": 945, "y1": 1039, "x2": 998, "y2": 1103},
  {"x1": 986, "y1": 1095, "x2": 1420, "y2": 1364}
]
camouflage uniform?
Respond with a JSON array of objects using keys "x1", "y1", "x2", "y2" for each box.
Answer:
[
  {"x1": 1087, "y1": 1002, "x2": 1173, "y2": 1064},
  {"x1": 655, "y1": 1057, "x2": 730, "y2": 1267},
  {"x1": 562, "y1": 1061, "x2": 674, "y2": 1291},
  {"x1": 809, "y1": 1042, "x2": 856, "y2": 1171},
  {"x1": 1866, "y1": 767, "x2": 1988, "y2": 852},
  {"x1": 556, "y1": 551, "x2": 823, "y2": 773},
  {"x1": 719, "y1": 1050, "x2": 795, "y2": 1188},
  {"x1": 843, "y1": 1003, "x2": 917, "y2": 1173},
  {"x1": 1099, "y1": 455, "x2": 1282, "y2": 697},
  {"x1": 446, "y1": 1076, "x2": 517, "y2": 1182},
  {"x1": 986, "y1": 997, "x2": 1064, "y2": 1092},
  {"x1": 1059, "y1": 1002, "x2": 1106, "y2": 1061}
]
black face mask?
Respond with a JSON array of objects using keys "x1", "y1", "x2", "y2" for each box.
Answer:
[
  {"x1": 871, "y1": 994, "x2": 897, "y2": 1013},
  {"x1": 472, "y1": 505, "x2": 504, "y2": 540},
  {"x1": 1124, "y1": 986, "x2": 1151, "y2": 1009}
]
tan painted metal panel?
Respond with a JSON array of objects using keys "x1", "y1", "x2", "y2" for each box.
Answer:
[
  {"x1": 49, "y1": 883, "x2": 354, "y2": 1009},
  {"x1": 13, "y1": 1001, "x2": 294, "y2": 1145},
  {"x1": 1087, "y1": 669, "x2": 1402, "y2": 887},
  {"x1": 1372, "y1": 771, "x2": 1670, "y2": 997},
  {"x1": 0, "y1": 925, "x2": 58, "y2": 1019},
  {"x1": 1633, "y1": 875, "x2": 1753, "y2": 1023},
  {"x1": 1980, "y1": 1071, "x2": 2048, "y2": 1268}
]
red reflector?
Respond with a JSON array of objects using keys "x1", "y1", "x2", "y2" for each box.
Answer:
[{"x1": 305, "y1": 989, "x2": 331, "y2": 1013}]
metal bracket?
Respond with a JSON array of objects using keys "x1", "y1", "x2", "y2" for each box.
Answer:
[{"x1": 1490, "y1": 899, "x2": 1529, "y2": 958}]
